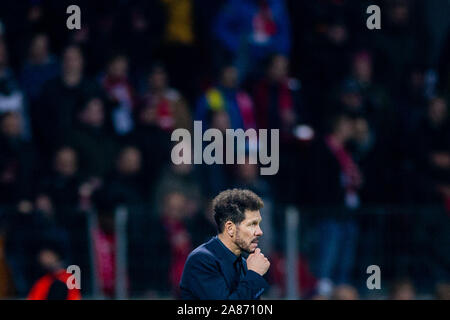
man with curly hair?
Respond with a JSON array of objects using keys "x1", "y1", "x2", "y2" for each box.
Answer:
[{"x1": 179, "y1": 188, "x2": 270, "y2": 299}]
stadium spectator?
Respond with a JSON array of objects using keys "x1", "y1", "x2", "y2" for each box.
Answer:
[
  {"x1": 37, "y1": 146, "x2": 83, "y2": 213},
  {"x1": 5, "y1": 199, "x2": 70, "y2": 297},
  {"x1": 159, "y1": 191, "x2": 193, "y2": 296},
  {"x1": 213, "y1": 0, "x2": 291, "y2": 80},
  {"x1": 153, "y1": 150, "x2": 203, "y2": 219},
  {"x1": 350, "y1": 115, "x2": 389, "y2": 203},
  {"x1": 302, "y1": 16, "x2": 353, "y2": 100},
  {"x1": 195, "y1": 64, "x2": 256, "y2": 198},
  {"x1": 311, "y1": 113, "x2": 362, "y2": 297},
  {"x1": 129, "y1": 101, "x2": 172, "y2": 192},
  {"x1": 396, "y1": 65, "x2": 430, "y2": 137},
  {"x1": 413, "y1": 96, "x2": 450, "y2": 203},
  {"x1": 101, "y1": 54, "x2": 137, "y2": 136},
  {"x1": 90, "y1": 188, "x2": 119, "y2": 298},
  {"x1": 113, "y1": 1, "x2": 165, "y2": 73},
  {"x1": 335, "y1": 78, "x2": 364, "y2": 116},
  {"x1": 102, "y1": 146, "x2": 146, "y2": 205},
  {"x1": 195, "y1": 64, "x2": 255, "y2": 131},
  {"x1": 4, "y1": 200, "x2": 36, "y2": 297},
  {"x1": 20, "y1": 33, "x2": 59, "y2": 102},
  {"x1": 141, "y1": 63, "x2": 192, "y2": 132},
  {"x1": 37, "y1": 45, "x2": 100, "y2": 155},
  {"x1": 372, "y1": 0, "x2": 428, "y2": 91},
  {"x1": 68, "y1": 95, "x2": 119, "y2": 180},
  {"x1": 350, "y1": 50, "x2": 392, "y2": 117},
  {"x1": 252, "y1": 54, "x2": 299, "y2": 136},
  {"x1": 0, "y1": 112, "x2": 35, "y2": 204}
]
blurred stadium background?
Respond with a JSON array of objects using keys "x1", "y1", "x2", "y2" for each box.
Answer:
[{"x1": 0, "y1": 0, "x2": 449, "y2": 300}]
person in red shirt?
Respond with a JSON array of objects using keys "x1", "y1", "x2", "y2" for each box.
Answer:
[{"x1": 160, "y1": 191, "x2": 192, "y2": 296}]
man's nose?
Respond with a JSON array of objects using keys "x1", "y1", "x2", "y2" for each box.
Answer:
[{"x1": 255, "y1": 225, "x2": 263, "y2": 236}]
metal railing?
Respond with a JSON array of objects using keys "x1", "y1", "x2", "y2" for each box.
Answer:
[{"x1": 1, "y1": 203, "x2": 448, "y2": 299}]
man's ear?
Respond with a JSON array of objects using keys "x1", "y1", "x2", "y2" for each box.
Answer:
[{"x1": 224, "y1": 221, "x2": 235, "y2": 238}]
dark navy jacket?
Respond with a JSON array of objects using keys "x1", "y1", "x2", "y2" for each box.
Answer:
[{"x1": 179, "y1": 236, "x2": 269, "y2": 300}]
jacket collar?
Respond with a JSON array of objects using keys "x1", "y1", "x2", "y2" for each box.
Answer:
[
  {"x1": 214, "y1": 236, "x2": 240, "y2": 264},
  {"x1": 208, "y1": 236, "x2": 243, "y2": 288}
]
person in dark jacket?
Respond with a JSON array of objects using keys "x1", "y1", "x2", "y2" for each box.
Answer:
[
  {"x1": 180, "y1": 189, "x2": 270, "y2": 300},
  {"x1": 0, "y1": 112, "x2": 35, "y2": 205},
  {"x1": 310, "y1": 112, "x2": 362, "y2": 297},
  {"x1": 68, "y1": 95, "x2": 118, "y2": 180},
  {"x1": 102, "y1": 145, "x2": 146, "y2": 205},
  {"x1": 413, "y1": 96, "x2": 450, "y2": 203},
  {"x1": 37, "y1": 146, "x2": 83, "y2": 210},
  {"x1": 36, "y1": 45, "x2": 100, "y2": 156}
]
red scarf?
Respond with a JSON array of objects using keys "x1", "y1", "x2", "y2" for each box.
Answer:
[
  {"x1": 253, "y1": 1, "x2": 277, "y2": 39},
  {"x1": 325, "y1": 135, "x2": 362, "y2": 193},
  {"x1": 93, "y1": 227, "x2": 116, "y2": 297},
  {"x1": 102, "y1": 75, "x2": 136, "y2": 110},
  {"x1": 254, "y1": 78, "x2": 293, "y2": 129},
  {"x1": 162, "y1": 217, "x2": 192, "y2": 293}
]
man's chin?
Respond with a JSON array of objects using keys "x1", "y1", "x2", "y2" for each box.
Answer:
[
  {"x1": 237, "y1": 240, "x2": 259, "y2": 254},
  {"x1": 249, "y1": 242, "x2": 259, "y2": 253},
  {"x1": 241, "y1": 246, "x2": 255, "y2": 254}
]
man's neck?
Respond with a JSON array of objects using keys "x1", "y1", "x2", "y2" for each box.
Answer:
[{"x1": 218, "y1": 233, "x2": 241, "y2": 256}]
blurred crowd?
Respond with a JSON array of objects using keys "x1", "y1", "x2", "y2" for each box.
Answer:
[{"x1": 0, "y1": 0, "x2": 449, "y2": 299}]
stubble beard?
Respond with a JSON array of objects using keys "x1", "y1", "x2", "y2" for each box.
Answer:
[{"x1": 235, "y1": 228, "x2": 253, "y2": 254}]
